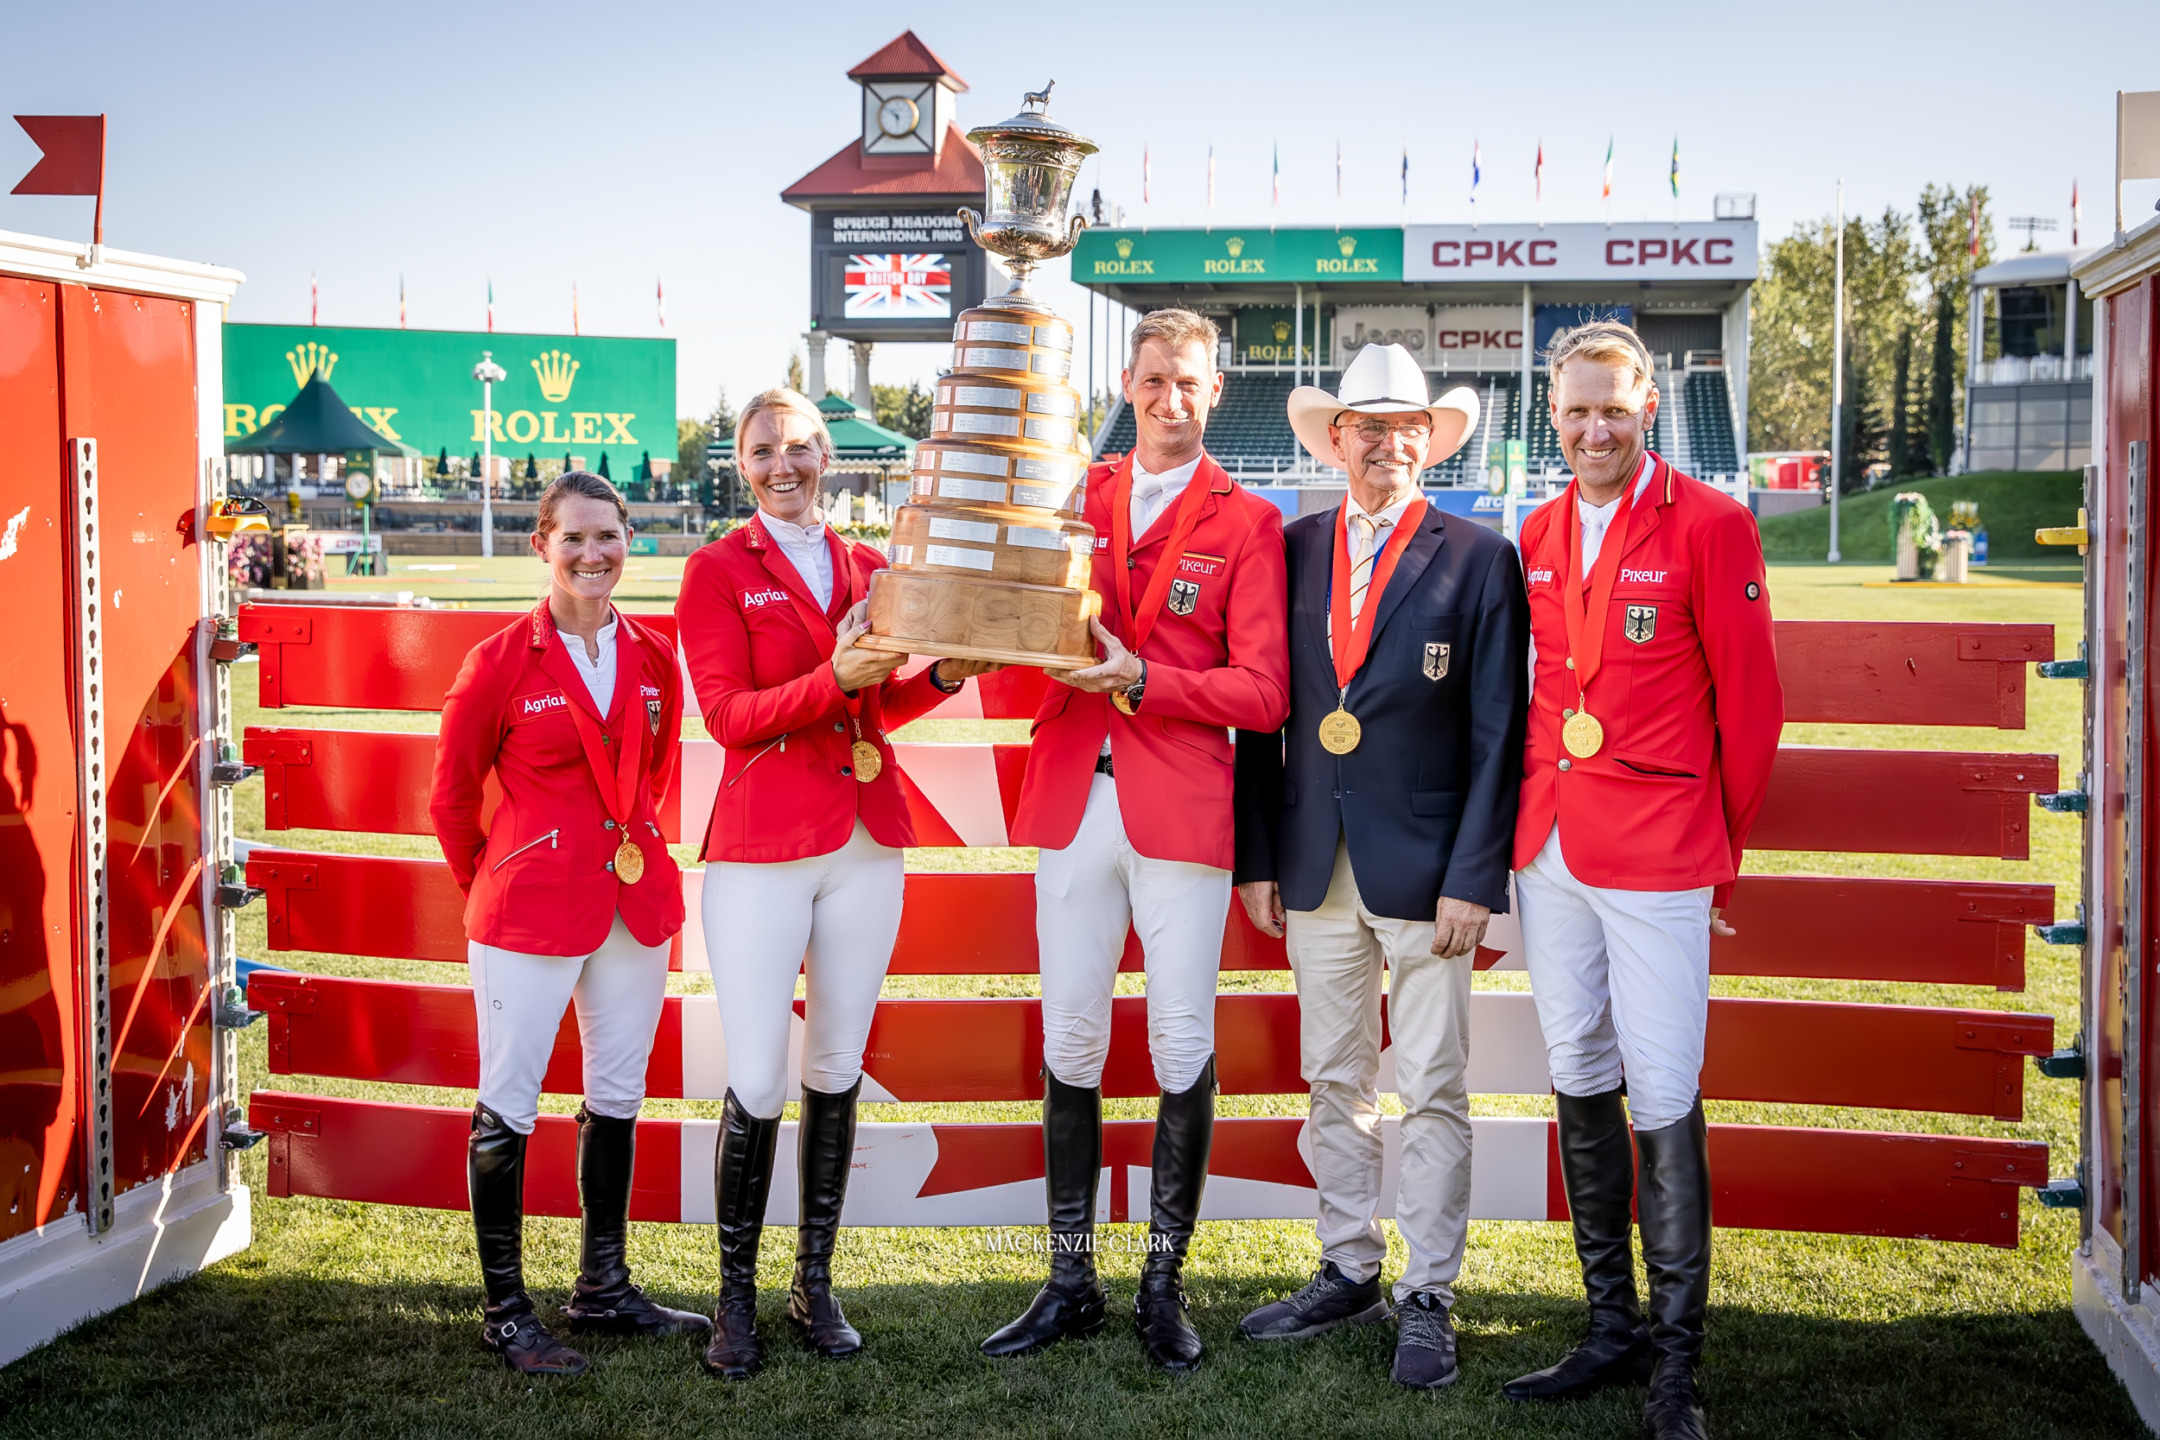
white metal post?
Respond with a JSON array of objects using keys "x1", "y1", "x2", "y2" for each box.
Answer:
[
  {"x1": 474, "y1": 351, "x2": 507, "y2": 560},
  {"x1": 1828, "y1": 182, "x2": 1845, "y2": 564},
  {"x1": 1293, "y1": 284, "x2": 1304, "y2": 390},
  {"x1": 1518, "y1": 283, "x2": 1533, "y2": 459}
]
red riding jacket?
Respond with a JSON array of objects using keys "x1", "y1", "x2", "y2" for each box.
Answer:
[
  {"x1": 431, "y1": 601, "x2": 686, "y2": 954},
  {"x1": 675, "y1": 514, "x2": 947, "y2": 863},
  {"x1": 1512, "y1": 455, "x2": 1783, "y2": 906},
  {"x1": 1012, "y1": 452, "x2": 1292, "y2": 870}
]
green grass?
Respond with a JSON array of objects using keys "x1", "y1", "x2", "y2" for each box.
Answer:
[
  {"x1": 0, "y1": 563, "x2": 2140, "y2": 1438},
  {"x1": 1755, "y1": 472, "x2": 2084, "y2": 564}
]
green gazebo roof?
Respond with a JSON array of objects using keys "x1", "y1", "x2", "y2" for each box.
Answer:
[{"x1": 225, "y1": 372, "x2": 418, "y2": 456}]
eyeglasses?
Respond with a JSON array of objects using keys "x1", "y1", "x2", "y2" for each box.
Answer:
[{"x1": 1344, "y1": 418, "x2": 1433, "y2": 442}]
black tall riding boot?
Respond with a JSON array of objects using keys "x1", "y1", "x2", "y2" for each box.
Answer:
[
  {"x1": 1636, "y1": 1098, "x2": 1712, "y2": 1440},
  {"x1": 469, "y1": 1104, "x2": 587, "y2": 1377},
  {"x1": 1134, "y1": 1056, "x2": 1214, "y2": 1373},
  {"x1": 1504, "y1": 1087, "x2": 1650, "y2": 1401},
  {"x1": 981, "y1": 1070, "x2": 1107, "y2": 1357},
  {"x1": 788, "y1": 1080, "x2": 864, "y2": 1357},
  {"x1": 701, "y1": 1089, "x2": 780, "y2": 1380},
  {"x1": 561, "y1": 1106, "x2": 712, "y2": 1339}
]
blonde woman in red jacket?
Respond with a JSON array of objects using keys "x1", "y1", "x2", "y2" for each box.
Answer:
[
  {"x1": 430, "y1": 471, "x2": 710, "y2": 1377},
  {"x1": 676, "y1": 388, "x2": 994, "y2": 1379}
]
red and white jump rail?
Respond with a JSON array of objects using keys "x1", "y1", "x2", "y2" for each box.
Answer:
[{"x1": 238, "y1": 607, "x2": 2060, "y2": 1247}]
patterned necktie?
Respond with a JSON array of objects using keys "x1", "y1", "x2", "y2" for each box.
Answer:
[{"x1": 1348, "y1": 512, "x2": 1390, "y2": 622}]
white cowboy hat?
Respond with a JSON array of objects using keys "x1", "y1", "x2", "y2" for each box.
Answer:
[{"x1": 1286, "y1": 343, "x2": 1480, "y2": 470}]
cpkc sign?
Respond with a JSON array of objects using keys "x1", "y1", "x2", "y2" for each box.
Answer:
[{"x1": 1405, "y1": 222, "x2": 1758, "y2": 282}]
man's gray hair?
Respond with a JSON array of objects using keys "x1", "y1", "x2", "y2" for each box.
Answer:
[{"x1": 1546, "y1": 320, "x2": 1656, "y2": 391}]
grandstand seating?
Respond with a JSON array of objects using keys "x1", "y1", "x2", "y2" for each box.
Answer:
[{"x1": 1685, "y1": 368, "x2": 1742, "y2": 475}]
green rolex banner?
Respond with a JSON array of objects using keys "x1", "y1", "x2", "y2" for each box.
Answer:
[
  {"x1": 1071, "y1": 227, "x2": 1403, "y2": 285},
  {"x1": 223, "y1": 323, "x2": 675, "y2": 474}
]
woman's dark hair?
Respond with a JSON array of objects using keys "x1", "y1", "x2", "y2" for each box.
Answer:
[{"x1": 534, "y1": 470, "x2": 631, "y2": 537}]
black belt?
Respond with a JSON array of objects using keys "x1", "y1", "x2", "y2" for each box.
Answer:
[{"x1": 1095, "y1": 752, "x2": 1115, "y2": 777}]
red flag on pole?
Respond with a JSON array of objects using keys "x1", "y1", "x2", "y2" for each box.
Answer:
[{"x1": 11, "y1": 114, "x2": 106, "y2": 244}]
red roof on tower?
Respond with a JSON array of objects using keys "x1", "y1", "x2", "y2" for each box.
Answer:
[
  {"x1": 847, "y1": 30, "x2": 967, "y2": 88},
  {"x1": 781, "y1": 126, "x2": 985, "y2": 208}
]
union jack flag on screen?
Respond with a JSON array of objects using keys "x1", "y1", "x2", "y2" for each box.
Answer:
[{"x1": 844, "y1": 253, "x2": 953, "y2": 319}]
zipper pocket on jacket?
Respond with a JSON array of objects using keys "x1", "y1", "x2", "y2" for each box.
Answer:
[
  {"x1": 725, "y1": 737, "x2": 785, "y2": 789},
  {"x1": 490, "y1": 828, "x2": 560, "y2": 872}
]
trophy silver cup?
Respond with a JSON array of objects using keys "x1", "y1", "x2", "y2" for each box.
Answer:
[
  {"x1": 856, "y1": 86, "x2": 1103, "y2": 670},
  {"x1": 958, "y1": 84, "x2": 1098, "y2": 313}
]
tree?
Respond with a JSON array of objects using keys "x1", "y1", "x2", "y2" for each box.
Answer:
[
  {"x1": 872, "y1": 381, "x2": 934, "y2": 439},
  {"x1": 678, "y1": 390, "x2": 739, "y2": 509},
  {"x1": 1887, "y1": 326, "x2": 1913, "y2": 478},
  {"x1": 786, "y1": 352, "x2": 806, "y2": 394},
  {"x1": 1927, "y1": 287, "x2": 1959, "y2": 473}
]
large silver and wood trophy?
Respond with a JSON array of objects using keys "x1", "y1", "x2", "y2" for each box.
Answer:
[{"x1": 859, "y1": 87, "x2": 1103, "y2": 669}]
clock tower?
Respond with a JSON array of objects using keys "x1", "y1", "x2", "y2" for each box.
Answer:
[{"x1": 782, "y1": 32, "x2": 990, "y2": 409}]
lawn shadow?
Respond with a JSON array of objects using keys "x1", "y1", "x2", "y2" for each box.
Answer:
[{"x1": 0, "y1": 1267, "x2": 2142, "y2": 1440}]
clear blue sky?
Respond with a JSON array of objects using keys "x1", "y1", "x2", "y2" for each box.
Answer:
[{"x1": 3, "y1": 1, "x2": 2153, "y2": 419}]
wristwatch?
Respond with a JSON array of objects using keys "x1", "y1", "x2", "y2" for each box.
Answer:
[
  {"x1": 1112, "y1": 660, "x2": 1148, "y2": 716},
  {"x1": 927, "y1": 659, "x2": 965, "y2": 695}
]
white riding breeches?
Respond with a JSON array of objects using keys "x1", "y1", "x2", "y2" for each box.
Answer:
[
  {"x1": 469, "y1": 911, "x2": 672, "y2": 1134},
  {"x1": 1514, "y1": 825, "x2": 1712, "y2": 1131},
  {"x1": 702, "y1": 819, "x2": 904, "y2": 1120},
  {"x1": 1035, "y1": 773, "x2": 1232, "y2": 1094}
]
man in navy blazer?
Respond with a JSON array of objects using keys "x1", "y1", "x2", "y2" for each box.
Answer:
[{"x1": 1232, "y1": 343, "x2": 1529, "y2": 1390}]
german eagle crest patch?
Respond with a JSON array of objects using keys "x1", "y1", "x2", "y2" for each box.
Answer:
[{"x1": 1623, "y1": 604, "x2": 1658, "y2": 644}]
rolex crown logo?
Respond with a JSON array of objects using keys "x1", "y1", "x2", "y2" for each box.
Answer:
[
  {"x1": 285, "y1": 342, "x2": 338, "y2": 386},
  {"x1": 1115, "y1": 237, "x2": 1134, "y2": 258},
  {"x1": 1272, "y1": 320, "x2": 1291, "y2": 342},
  {"x1": 531, "y1": 349, "x2": 580, "y2": 403},
  {"x1": 1338, "y1": 235, "x2": 1357, "y2": 256},
  {"x1": 1225, "y1": 236, "x2": 1245, "y2": 258}
]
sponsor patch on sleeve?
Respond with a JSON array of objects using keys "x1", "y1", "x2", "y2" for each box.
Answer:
[{"x1": 1745, "y1": 581, "x2": 1760, "y2": 601}]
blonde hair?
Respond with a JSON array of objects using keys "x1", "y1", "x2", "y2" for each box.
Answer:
[
  {"x1": 1546, "y1": 320, "x2": 1656, "y2": 392},
  {"x1": 735, "y1": 387, "x2": 834, "y2": 466},
  {"x1": 1126, "y1": 308, "x2": 1220, "y2": 375}
]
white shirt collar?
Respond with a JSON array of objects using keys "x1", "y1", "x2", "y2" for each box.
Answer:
[
  {"x1": 759, "y1": 507, "x2": 826, "y2": 547},
  {"x1": 1131, "y1": 453, "x2": 1202, "y2": 492},
  {"x1": 1345, "y1": 486, "x2": 1419, "y2": 528}
]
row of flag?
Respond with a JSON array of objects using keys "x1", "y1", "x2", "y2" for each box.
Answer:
[
  {"x1": 1144, "y1": 136, "x2": 1686, "y2": 222},
  {"x1": 306, "y1": 276, "x2": 670, "y2": 332}
]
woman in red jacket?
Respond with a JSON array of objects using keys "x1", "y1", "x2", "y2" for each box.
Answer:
[
  {"x1": 430, "y1": 471, "x2": 710, "y2": 1377},
  {"x1": 676, "y1": 388, "x2": 993, "y2": 1379}
]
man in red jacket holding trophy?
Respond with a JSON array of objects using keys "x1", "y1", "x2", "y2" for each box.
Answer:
[
  {"x1": 982, "y1": 308, "x2": 1291, "y2": 1372},
  {"x1": 1501, "y1": 321, "x2": 1781, "y2": 1440}
]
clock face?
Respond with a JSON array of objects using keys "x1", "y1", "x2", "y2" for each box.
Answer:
[
  {"x1": 877, "y1": 95, "x2": 919, "y2": 138},
  {"x1": 344, "y1": 471, "x2": 373, "y2": 500}
]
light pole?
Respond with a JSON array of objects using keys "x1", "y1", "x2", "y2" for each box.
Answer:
[
  {"x1": 473, "y1": 351, "x2": 508, "y2": 559},
  {"x1": 1827, "y1": 181, "x2": 1845, "y2": 565}
]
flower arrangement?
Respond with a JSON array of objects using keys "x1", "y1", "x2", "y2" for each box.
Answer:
[{"x1": 1890, "y1": 493, "x2": 1944, "y2": 580}]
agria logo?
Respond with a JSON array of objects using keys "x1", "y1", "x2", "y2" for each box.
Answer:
[{"x1": 531, "y1": 349, "x2": 580, "y2": 403}]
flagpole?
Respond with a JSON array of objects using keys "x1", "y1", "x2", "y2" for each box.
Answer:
[{"x1": 1828, "y1": 180, "x2": 1845, "y2": 565}]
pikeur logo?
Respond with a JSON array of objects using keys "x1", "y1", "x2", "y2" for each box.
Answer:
[
  {"x1": 1620, "y1": 567, "x2": 1669, "y2": 584},
  {"x1": 742, "y1": 588, "x2": 791, "y2": 608}
]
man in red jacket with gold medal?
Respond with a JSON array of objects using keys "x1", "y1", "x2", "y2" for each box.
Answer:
[
  {"x1": 982, "y1": 309, "x2": 1290, "y2": 1372},
  {"x1": 1501, "y1": 322, "x2": 1781, "y2": 1440}
]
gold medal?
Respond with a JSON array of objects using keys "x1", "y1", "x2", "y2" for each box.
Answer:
[
  {"x1": 1111, "y1": 689, "x2": 1135, "y2": 716},
  {"x1": 1318, "y1": 707, "x2": 1362, "y2": 755},
  {"x1": 1562, "y1": 709, "x2": 1605, "y2": 759},
  {"x1": 612, "y1": 837, "x2": 645, "y2": 884},
  {"x1": 851, "y1": 738, "x2": 883, "y2": 782}
]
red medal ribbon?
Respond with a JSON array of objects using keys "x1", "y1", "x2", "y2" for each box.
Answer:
[
  {"x1": 559, "y1": 614, "x2": 646, "y2": 833},
  {"x1": 1559, "y1": 467, "x2": 1645, "y2": 711},
  {"x1": 1327, "y1": 496, "x2": 1428, "y2": 692},
  {"x1": 1109, "y1": 454, "x2": 1215, "y2": 652},
  {"x1": 758, "y1": 515, "x2": 869, "y2": 721}
]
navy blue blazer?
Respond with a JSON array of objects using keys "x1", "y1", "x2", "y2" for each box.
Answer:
[{"x1": 1233, "y1": 502, "x2": 1530, "y2": 921}]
